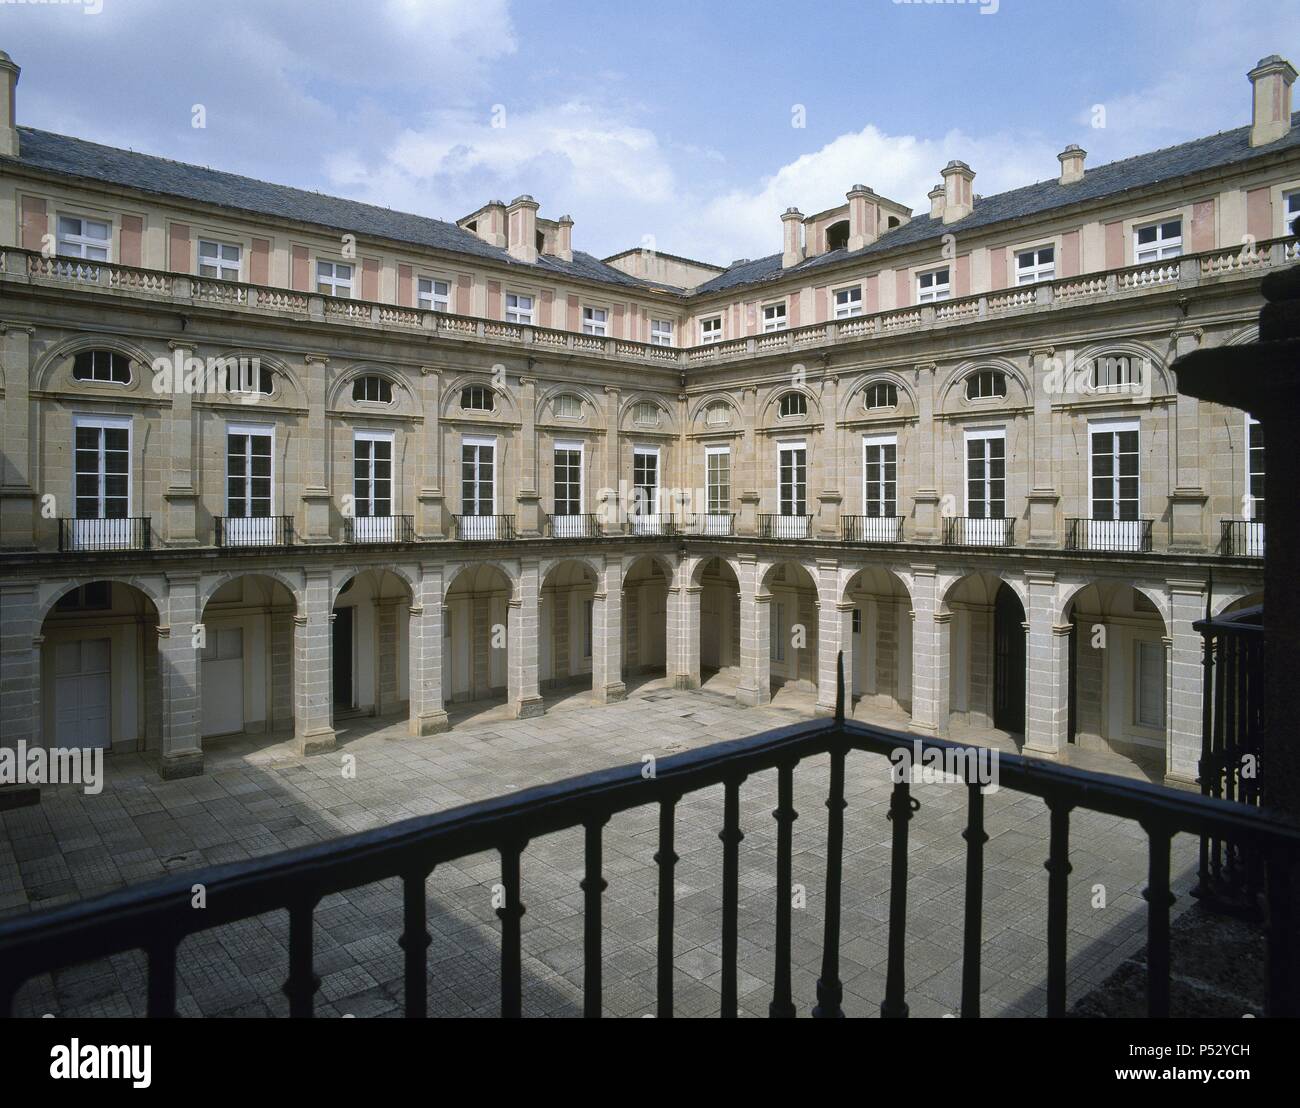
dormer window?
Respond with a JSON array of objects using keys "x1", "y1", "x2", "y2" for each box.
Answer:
[
  {"x1": 461, "y1": 385, "x2": 495, "y2": 412},
  {"x1": 73, "y1": 350, "x2": 131, "y2": 384},
  {"x1": 865, "y1": 382, "x2": 898, "y2": 410},
  {"x1": 553, "y1": 394, "x2": 582, "y2": 419},
  {"x1": 826, "y1": 220, "x2": 850, "y2": 252},
  {"x1": 633, "y1": 400, "x2": 661, "y2": 427},
  {"x1": 917, "y1": 267, "x2": 950, "y2": 303},
  {"x1": 762, "y1": 303, "x2": 788, "y2": 332},
  {"x1": 700, "y1": 316, "x2": 723, "y2": 344},
  {"x1": 965, "y1": 370, "x2": 1007, "y2": 401},
  {"x1": 353, "y1": 375, "x2": 393, "y2": 404},
  {"x1": 778, "y1": 391, "x2": 807, "y2": 419}
]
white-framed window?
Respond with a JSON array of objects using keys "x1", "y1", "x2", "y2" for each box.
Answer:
[
  {"x1": 72, "y1": 349, "x2": 131, "y2": 385},
  {"x1": 863, "y1": 434, "x2": 898, "y2": 518},
  {"x1": 1093, "y1": 354, "x2": 1143, "y2": 391},
  {"x1": 706, "y1": 445, "x2": 731, "y2": 515},
  {"x1": 316, "y1": 260, "x2": 353, "y2": 297},
  {"x1": 632, "y1": 445, "x2": 660, "y2": 517},
  {"x1": 505, "y1": 292, "x2": 534, "y2": 324},
  {"x1": 1134, "y1": 640, "x2": 1166, "y2": 729},
  {"x1": 632, "y1": 400, "x2": 661, "y2": 427},
  {"x1": 762, "y1": 302, "x2": 788, "y2": 332},
  {"x1": 1246, "y1": 414, "x2": 1264, "y2": 519},
  {"x1": 778, "y1": 392, "x2": 807, "y2": 419},
  {"x1": 1090, "y1": 419, "x2": 1140, "y2": 521},
  {"x1": 778, "y1": 441, "x2": 807, "y2": 516},
  {"x1": 582, "y1": 306, "x2": 608, "y2": 336},
  {"x1": 1134, "y1": 218, "x2": 1182, "y2": 262},
  {"x1": 965, "y1": 428, "x2": 1006, "y2": 519},
  {"x1": 704, "y1": 401, "x2": 730, "y2": 426},
  {"x1": 226, "y1": 423, "x2": 274, "y2": 518},
  {"x1": 650, "y1": 318, "x2": 674, "y2": 346},
  {"x1": 461, "y1": 435, "x2": 496, "y2": 517},
  {"x1": 553, "y1": 440, "x2": 583, "y2": 517},
  {"x1": 1016, "y1": 244, "x2": 1055, "y2": 285},
  {"x1": 461, "y1": 384, "x2": 495, "y2": 412},
  {"x1": 865, "y1": 381, "x2": 897, "y2": 410},
  {"x1": 965, "y1": 370, "x2": 1007, "y2": 401},
  {"x1": 834, "y1": 286, "x2": 863, "y2": 318},
  {"x1": 57, "y1": 214, "x2": 111, "y2": 261},
  {"x1": 553, "y1": 394, "x2": 583, "y2": 419},
  {"x1": 198, "y1": 239, "x2": 242, "y2": 281},
  {"x1": 73, "y1": 415, "x2": 131, "y2": 519},
  {"x1": 418, "y1": 276, "x2": 450, "y2": 312},
  {"x1": 917, "y1": 267, "x2": 950, "y2": 303},
  {"x1": 352, "y1": 375, "x2": 393, "y2": 404},
  {"x1": 353, "y1": 430, "x2": 394, "y2": 518},
  {"x1": 700, "y1": 316, "x2": 723, "y2": 344},
  {"x1": 1283, "y1": 189, "x2": 1300, "y2": 237}
]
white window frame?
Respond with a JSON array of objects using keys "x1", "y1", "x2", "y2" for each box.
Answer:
[
  {"x1": 1089, "y1": 418, "x2": 1140, "y2": 522},
  {"x1": 461, "y1": 434, "x2": 497, "y2": 516},
  {"x1": 57, "y1": 214, "x2": 111, "y2": 261},
  {"x1": 1246, "y1": 414, "x2": 1264, "y2": 520},
  {"x1": 582, "y1": 305, "x2": 609, "y2": 336},
  {"x1": 963, "y1": 427, "x2": 1006, "y2": 520},
  {"x1": 225, "y1": 422, "x2": 276, "y2": 518},
  {"x1": 1134, "y1": 218, "x2": 1182, "y2": 263},
  {"x1": 1134, "y1": 639, "x2": 1166, "y2": 730},
  {"x1": 316, "y1": 259, "x2": 354, "y2": 298},
  {"x1": 553, "y1": 440, "x2": 584, "y2": 518},
  {"x1": 1015, "y1": 244, "x2": 1055, "y2": 285},
  {"x1": 418, "y1": 275, "x2": 451, "y2": 312},
  {"x1": 705, "y1": 444, "x2": 731, "y2": 518},
  {"x1": 834, "y1": 286, "x2": 863, "y2": 318},
  {"x1": 1283, "y1": 189, "x2": 1300, "y2": 237},
  {"x1": 777, "y1": 441, "x2": 807, "y2": 517},
  {"x1": 762, "y1": 302, "x2": 788, "y2": 332},
  {"x1": 72, "y1": 414, "x2": 133, "y2": 519},
  {"x1": 505, "y1": 292, "x2": 534, "y2": 325},
  {"x1": 353, "y1": 429, "x2": 395, "y2": 519},
  {"x1": 862, "y1": 433, "x2": 898, "y2": 519},
  {"x1": 632, "y1": 445, "x2": 661, "y2": 529},
  {"x1": 778, "y1": 392, "x2": 807, "y2": 420},
  {"x1": 916, "y1": 267, "x2": 950, "y2": 303},
  {"x1": 700, "y1": 316, "x2": 723, "y2": 344},
  {"x1": 198, "y1": 238, "x2": 242, "y2": 281},
  {"x1": 552, "y1": 394, "x2": 583, "y2": 420},
  {"x1": 650, "y1": 318, "x2": 674, "y2": 347},
  {"x1": 864, "y1": 381, "x2": 897, "y2": 410}
]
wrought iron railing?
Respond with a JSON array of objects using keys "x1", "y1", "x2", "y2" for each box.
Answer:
[
  {"x1": 842, "y1": 515, "x2": 904, "y2": 543},
  {"x1": 629, "y1": 513, "x2": 675, "y2": 537},
  {"x1": 545, "y1": 513, "x2": 601, "y2": 540},
  {"x1": 676, "y1": 513, "x2": 735, "y2": 536},
  {"x1": 345, "y1": 514, "x2": 415, "y2": 544},
  {"x1": 1220, "y1": 519, "x2": 1265, "y2": 558},
  {"x1": 453, "y1": 514, "x2": 516, "y2": 541},
  {"x1": 1065, "y1": 517, "x2": 1154, "y2": 553},
  {"x1": 943, "y1": 516, "x2": 1014, "y2": 547},
  {"x1": 215, "y1": 514, "x2": 294, "y2": 548},
  {"x1": 759, "y1": 514, "x2": 812, "y2": 539},
  {"x1": 1, "y1": 657, "x2": 1297, "y2": 1019},
  {"x1": 58, "y1": 516, "x2": 151, "y2": 552}
]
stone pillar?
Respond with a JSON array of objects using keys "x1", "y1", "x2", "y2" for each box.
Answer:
[
  {"x1": 508, "y1": 558, "x2": 544, "y2": 718},
  {"x1": 516, "y1": 374, "x2": 541, "y2": 536},
  {"x1": 1026, "y1": 346, "x2": 1060, "y2": 546},
  {"x1": 910, "y1": 566, "x2": 950, "y2": 735},
  {"x1": 294, "y1": 569, "x2": 336, "y2": 754},
  {"x1": 0, "y1": 325, "x2": 37, "y2": 549},
  {"x1": 300, "y1": 353, "x2": 333, "y2": 541},
  {"x1": 1023, "y1": 571, "x2": 1069, "y2": 755},
  {"x1": 815, "y1": 374, "x2": 841, "y2": 538},
  {"x1": 416, "y1": 367, "x2": 447, "y2": 540},
  {"x1": 1167, "y1": 579, "x2": 1207, "y2": 785},
  {"x1": 911, "y1": 364, "x2": 941, "y2": 541},
  {"x1": 0, "y1": 583, "x2": 41, "y2": 770},
  {"x1": 736, "y1": 556, "x2": 770, "y2": 707},
  {"x1": 159, "y1": 574, "x2": 203, "y2": 778},
  {"x1": 1169, "y1": 329, "x2": 1208, "y2": 551},
  {"x1": 671, "y1": 577, "x2": 702, "y2": 690},
  {"x1": 601, "y1": 386, "x2": 621, "y2": 534},
  {"x1": 408, "y1": 566, "x2": 449, "y2": 735},
  {"x1": 592, "y1": 554, "x2": 626, "y2": 703},
  {"x1": 814, "y1": 560, "x2": 844, "y2": 716},
  {"x1": 738, "y1": 387, "x2": 759, "y2": 536}
]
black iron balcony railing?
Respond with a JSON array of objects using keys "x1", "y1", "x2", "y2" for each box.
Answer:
[
  {"x1": 842, "y1": 515, "x2": 904, "y2": 543},
  {"x1": 1065, "y1": 517, "x2": 1154, "y2": 553},
  {"x1": 1193, "y1": 605, "x2": 1266, "y2": 915},
  {"x1": 545, "y1": 513, "x2": 601, "y2": 540},
  {"x1": 676, "y1": 513, "x2": 735, "y2": 536},
  {"x1": 453, "y1": 514, "x2": 516, "y2": 541},
  {"x1": 58, "y1": 516, "x2": 151, "y2": 552},
  {"x1": 345, "y1": 514, "x2": 415, "y2": 544},
  {"x1": 215, "y1": 514, "x2": 294, "y2": 548},
  {"x1": 759, "y1": 513, "x2": 812, "y2": 539},
  {"x1": 943, "y1": 516, "x2": 1014, "y2": 547},
  {"x1": 2, "y1": 657, "x2": 1297, "y2": 1019},
  {"x1": 1220, "y1": 519, "x2": 1266, "y2": 558},
  {"x1": 628, "y1": 513, "x2": 676, "y2": 537}
]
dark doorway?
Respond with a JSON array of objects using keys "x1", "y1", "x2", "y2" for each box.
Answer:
[
  {"x1": 993, "y1": 583, "x2": 1026, "y2": 733},
  {"x1": 1067, "y1": 617, "x2": 1078, "y2": 743},
  {"x1": 333, "y1": 605, "x2": 354, "y2": 709}
]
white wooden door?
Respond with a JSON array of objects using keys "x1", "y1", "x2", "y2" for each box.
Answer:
[
  {"x1": 53, "y1": 638, "x2": 111, "y2": 748},
  {"x1": 202, "y1": 627, "x2": 245, "y2": 737}
]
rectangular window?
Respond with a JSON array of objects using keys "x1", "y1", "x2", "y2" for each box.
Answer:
[
  {"x1": 461, "y1": 437, "x2": 496, "y2": 516},
  {"x1": 1247, "y1": 415, "x2": 1264, "y2": 519},
  {"x1": 762, "y1": 302, "x2": 788, "y2": 332},
  {"x1": 316, "y1": 260, "x2": 353, "y2": 297},
  {"x1": 834, "y1": 286, "x2": 863, "y2": 318},
  {"x1": 965, "y1": 430, "x2": 1006, "y2": 519},
  {"x1": 226, "y1": 425, "x2": 273, "y2": 518},
  {"x1": 706, "y1": 446, "x2": 731, "y2": 514},
  {"x1": 198, "y1": 239, "x2": 242, "y2": 281},
  {"x1": 700, "y1": 316, "x2": 723, "y2": 344},
  {"x1": 1284, "y1": 189, "x2": 1300, "y2": 237},
  {"x1": 650, "y1": 319, "x2": 674, "y2": 346},
  {"x1": 418, "y1": 276, "x2": 450, "y2": 312},
  {"x1": 554, "y1": 442, "x2": 583, "y2": 516},
  {"x1": 74, "y1": 416, "x2": 130, "y2": 519},
  {"x1": 505, "y1": 292, "x2": 534, "y2": 324},
  {"x1": 1016, "y1": 244, "x2": 1055, "y2": 285},
  {"x1": 1134, "y1": 218, "x2": 1182, "y2": 263},
  {"x1": 353, "y1": 431, "x2": 393, "y2": 518},
  {"x1": 778, "y1": 443, "x2": 807, "y2": 516},
  {"x1": 1135, "y1": 640, "x2": 1166, "y2": 729},
  {"x1": 863, "y1": 434, "x2": 898, "y2": 518},
  {"x1": 632, "y1": 447, "x2": 659, "y2": 517},
  {"x1": 582, "y1": 306, "x2": 608, "y2": 336},
  {"x1": 1090, "y1": 421, "x2": 1140, "y2": 521},
  {"x1": 770, "y1": 601, "x2": 785, "y2": 663},
  {"x1": 917, "y1": 267, "x2": 950, "y2": 303},
  {"x1": 57, "y1": 215, "x2": 110, "y2": 261}
]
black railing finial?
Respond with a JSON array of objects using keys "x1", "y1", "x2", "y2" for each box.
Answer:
[{"x1": 834, "y1": 651, "x2": 845, "y2": 723}]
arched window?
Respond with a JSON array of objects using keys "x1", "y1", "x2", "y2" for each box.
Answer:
[
  {"x1": 778, "y1": 392, "x2": 807, "y2": 418},
  {"x1": 633, "y1": 400, "x2": 661, "y2": 426},
  {"x1": 704, "y1": 401, "x2": 731, "y2": 426},
  {"x1": 1093, "y1": 354, "x2": 1143, "y2": 390},
  {"x1": 865, "y1": 382, "x2": 898, "y2": 410},
  {"x1": 461, "y1": 384, "x2": 494, "y2": 412},
  {"x1": 72, "y1": 349, "x2": 131, "y2": 384},
  {"x1": 227, "y1": 362, "x2": 274, "y2": 396},
  {"x1": 965, "y1": 370, "x2": 1007, "y2": 401},
  {"x1": 825, "y1": 220, "x2": 850, "y2": 252},
  {"x1": 553, "y1": 394, "x2": 582, "y2": 419},
  {"x1": 353, "y1": 375, "x2": 393, "y2": 404}
]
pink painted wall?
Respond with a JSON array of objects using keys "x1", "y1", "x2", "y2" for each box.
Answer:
[
  {"x1": 251, "y1": 238, "x2": 270, "y2": 285},
  {"x1": 954, "y1": 254, "x2": 970, "y2": 298},
  {"x1": 815, "y1": 287, "x2": 828, "y2": 324},
  {"x1": 362, "y1": 257, "x2": 379, "y2": 301},
  {"x1": 397, "y1": 263, "x2": 413, "y2": 307},
  {"x1": 540, "y1": 289, "x2": 553, "y2": 328},
  {"x1": 988, "y1": 246, "x2": 1007, "y2": 290},
  {"x1": 788, "y1": 295, "x2": 801, "y2": 329},
  {"x1": 20, "y1": 196, "x2": 45, "y2": 251},
  {"x1": 566, "y1": 294, "x2": 579, "y2": 331},
  {"x1": 1246, "y1": 187, "x2": 1272, "y2": 242},
  {"x1": 290, "y1": 245, "x2": 308, "y2": 291},
  {"x1": 1104, "y1": 221, "x2": 1124, "y2": 269},
  {"x1": 895, "y1": 270, "x2": 910, "y2": 308},
  {"x1": 613, "y1": 303, "x2": 625, "y2": 339},
  {"x1": 456, "y1": 273, "x2": 472, "y2": 314},
  {"x1": 1059, "y1": 233, "x2": 1079, "y2": 278},
  {"x1": 1191, "y1": 199, "x2": 1216, "y2": 252},
  {"x1": 487, "y1": 280, "x2": 501, "y2": 319},
  {"x1": 170, "y1": 223, "x2": 191, "y2": 273},
  {"x1": 119, "y1": 215, "x2": 142, "y2": 267},
  {"x1": 864, "y1": 275, "x2": 878, "y2": 313}
]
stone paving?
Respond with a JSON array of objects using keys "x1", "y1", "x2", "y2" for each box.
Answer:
[{"x1": 0, "y1": 679, "x2": 1200, "y2": 1018}]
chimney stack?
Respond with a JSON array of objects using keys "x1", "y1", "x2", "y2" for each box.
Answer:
[
  {"x1": 0, "y1": 50, "x2": 19, "y2": 159},
  {"x1": 1057, "y1": 143, "x2": 1086, "y2": 185},
  {"x1": 781, "y1": 207, "x2": 805, "y2": 268},
  {"x1": 554, "y1": 215, "x2": 573, "y2": 262},
  {"x1": 507, "y1": 194, "x2": 540, "y2": 263},
  {"x1": 846, "y1": 184, "x2": 878, "y2": 251},
  {"x1": 1248, "y1": 54, "x2": 1297, "y2": 147},
  {"x1": 927, "y1": 184, "x2": 945, "y2": 221},
  {"x1": 940, "y1": 161, "x2": 975, "y2": 224}
]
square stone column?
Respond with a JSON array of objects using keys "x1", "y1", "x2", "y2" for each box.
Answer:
[
  {"x1": 1026, "y1": 347, "x2": 1061, "y2": 546},
  {"x1": 736, "y1": 556, "x2": 770, "y2": 707},
  {"x1": 0, "y1": 325, "x2": 37, "y2": 550},
  {"x1": 159, "y1": 574, "x2": 204, "y2": 778},
  {"x1": 1167, "y1": 579, "x2": 1208, "y2": 785},
  {"x1": 508, "y1": 558, "x2": 544, "y2": 718},
  {"x1": 670, "y1": 580, "x2": 701, "y2": 690},
  {"x1": 408, "y1": 567, "x2": 449, "y2": 735},
  {"x1": 909, "y1": 566, "x2": 950, "y2": 736},
  {"x1": 814, "y1": 561, "x2": 846, "y2": 716},
  {"x1": 294, "y1": 569, "x2": 337, "y2": 755},
  {"x1": 592, "y1": 554, "x2": 626, "y2": 703},
  {"x1": 0, "y1": 583, "x2": 41, "y2": 755},
  {"x1": 1023, "y1": 571, "x2": 1069, "y2": 755}
]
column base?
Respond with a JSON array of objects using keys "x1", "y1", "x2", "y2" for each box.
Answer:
[
  {"x1": 736, "y1": 685, "x2": 764, "y2": 708},
  {"x1": 513, "y1": 695, "x2": 545, "y2": 720},
  {"x1": 594, "y1": 682, "x2": 626, "y2": 704},
  {"x1": 814, "y1": 701, "x2": 837, "y2": 718},
  {"x1": 1022, "y1": 739, "x2": 1060, "y2": 757},
  {"x1": 409, "y1": 710, "x2": 450, "y2": 737},
  {"x1": 295, "y1": 727, "x2": 337, "y2": 756},
  {"x1": 159, "y1": 749, "x2": 205, "y2": 780},
  {"x1": 673, "y1": 674, "x2": 700, "y2": 691}
]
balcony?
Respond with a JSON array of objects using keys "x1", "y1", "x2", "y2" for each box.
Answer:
[
  {"x1": 344, "y1": 514, "x2": 414, "y2": 544},
  {"x1": 545, "y1": 513, "x2": 601, "y2": 540},
  {"x1": 760, "y1": 514, "x2": 812, "y2": 539},
  {"x1": 58, "y1": 516, "x2": 151, "y2": 552},
  {"x1": 453, "y1": 514, "x2": 516, "y2": 541},
  {"x1": 215, "y1": 514, "x2": 294, "y2": 548},
  {"x1": 629, "y1": 513, "x2": 675, "y2": 537},
  {"x1": 943, "y1": 516, "x2": 1014, "y2": 547},
  {"x1": 676, "y1": 513, "x2": 735, "y2": 537},
  {"x1": 1220, "y1": 519, "x2": 1265, "y2": 558},
  {"x1": 842, "y1": 514, "x2": 903, "y2": 543},
  {"x1": 1065, "y1": 517, "x2": 1153, "y2": 553}
]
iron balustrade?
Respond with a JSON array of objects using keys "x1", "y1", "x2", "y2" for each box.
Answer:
[
  {"x1": 344, "y1": 515, "x2": 415, "y2": 544},
  {"x1": 760, "y1": 514, "x2": 812, "y2": 539},
  {"x1": 2, "y1": 656, "x2": 1295, "y2": 1020},
  {"x1": 453, "y1": 514, "x2": 516, "y2": 542},
  {"x1": 676, "y1": 513, "x2": 735, "y2": 536},
  {"x1": 629, "y1": 513, "x2": 675, "y2": 537},
  {"x1": 1220, "y1": 519, "x2": 1266, "y2": 558},
  {"x1": 943, "y1": 516, "x2": 1015, "y2": 547},
  {"x1": 842, "y1": 515, "x2": 904, "y2": 543},
  {"x1": 546, "y1": 513, "x2": 601, "y2": 540},
  {"x1": 1065, "y1": 517, "x2": 1154, "y2": 553},
  {"x1": 215, "y1": 515, "x2": 294, "y2": 548},
  {"x1": 58, "y1": 516, "x2": 151, "y2": 552}
]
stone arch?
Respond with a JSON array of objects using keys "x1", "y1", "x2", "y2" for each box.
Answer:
[
  {"x1": 199, "y1": 567, "x2": 304, "y2": 615},
  {"x1": 622, "y1": 551, "x2": 675, "y2": 588},
  {"x1": 444, "y1": 560, "x2": 518, "y2": 601},
  {"x1": 839, "y1": 371, "x2": 918, "y2": 421},
  {"x1": 841, "y1": 564, "x2": 914, "y2": 722},
  {"x1": 440, "y1": 372, "x2": 521, "y2": 422},
  {"x1": 758, "y1": 384, "x2": 823, "y2": 429},
  {"x1": 1070, "y1": 339, "x2": 1172, "y2": 397},
  {"x1": 32, "y1": 332, "x2": 160, "y2": 392},
  {"x1": 688, "y1": 392, "x2": 742, "y2": 430},
  {"x1": 540, "y1": 553, "x2": 602, "y2": 585},
  {"x1": 328, "y1": 362, "x2": 421, "y2": 415},
  {"x1": 939, "y1": 569, "x2": 1027, "y2": 614},
  {"x1": 619, "y1": 392, "x2": 678, "y2": 435},
  {"x1": 331, "y1": 562, "x2": 419, "y2": 605},
  {"x1": 937, "y1": 356, "x2": 1031, "y2": 414},
  {"x1": 1224, "y1": 324, "x2": 1260, "y2": 347},
  {"x1": 536, "y1": 382, "x2": 603, "y2": 427},
  {"x1": 690, "y1": 552, "x2": 742, "y2": 587},
  {"x1": 1212, "y1": 589, "x2": 1263, "y2": 618},
  {"x1": 36, "y1": 574, "x2": 168, "y2": 628}
]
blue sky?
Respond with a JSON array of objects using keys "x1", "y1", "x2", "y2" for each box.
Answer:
[{"x1": 5, "y1": 0, "x2": 1299, "y2": 263}]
